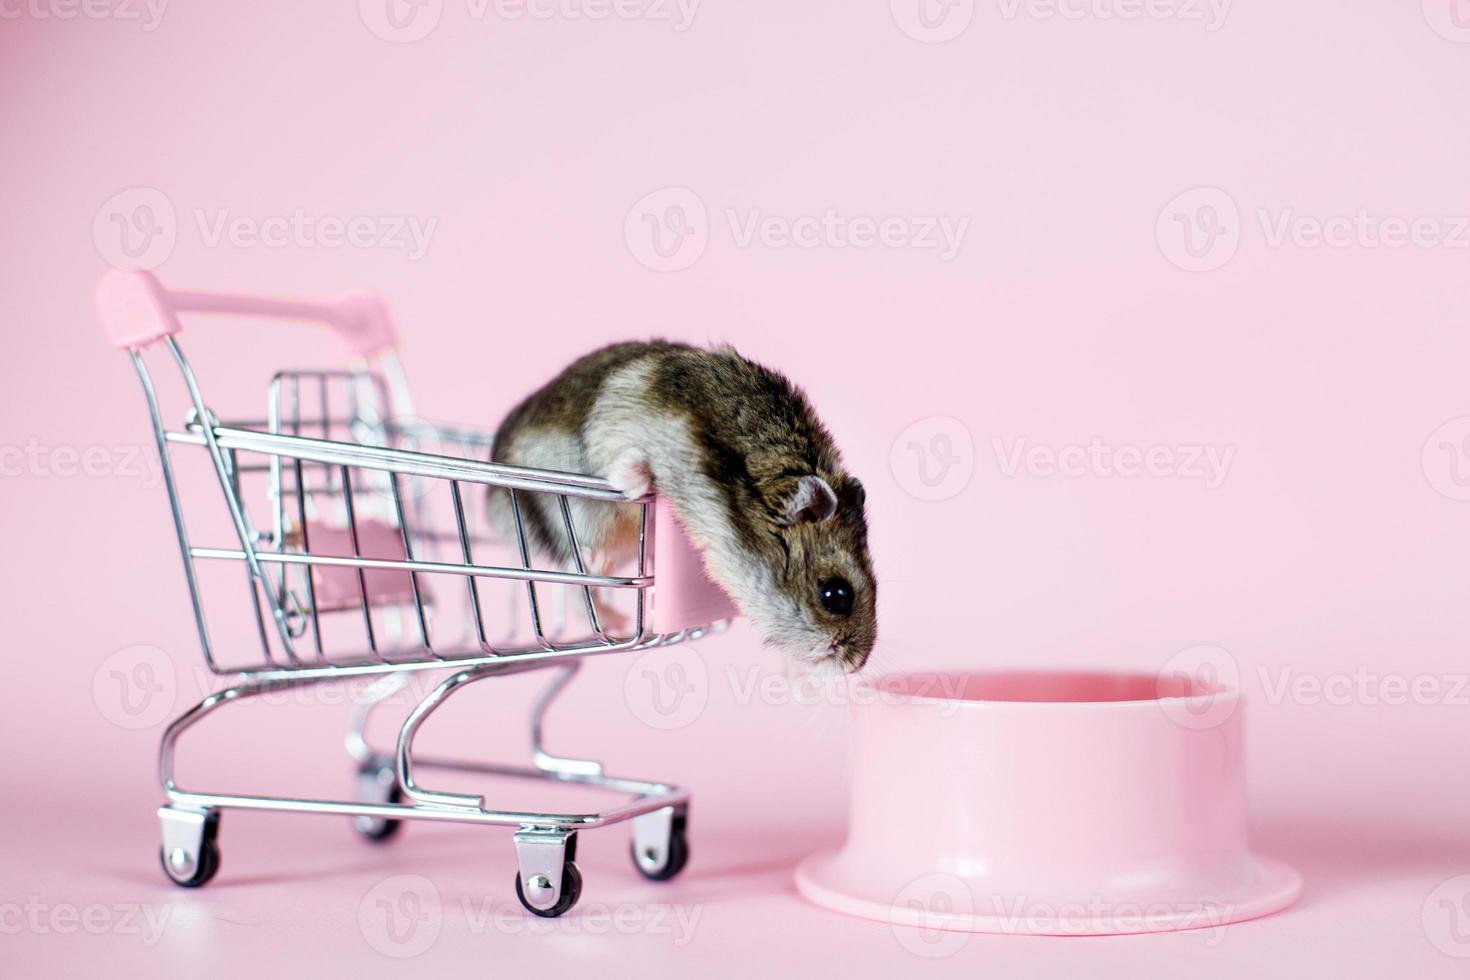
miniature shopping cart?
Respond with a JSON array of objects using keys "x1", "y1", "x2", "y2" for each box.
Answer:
[{"x1": 96, "y1": 269, "x2": 736, "y2": 917}]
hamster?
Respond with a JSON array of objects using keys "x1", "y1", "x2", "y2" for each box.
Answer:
[{"x1": 489, "y1": 341, "x2": 876, "y2": 672}]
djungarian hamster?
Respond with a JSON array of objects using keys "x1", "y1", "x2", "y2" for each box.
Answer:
[{"x1": 488, "y1": 341, "x2": 876, "y2": 672}]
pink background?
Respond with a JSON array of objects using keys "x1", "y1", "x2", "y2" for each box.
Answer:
[{"x1": 4, "y1": 1, "x2": 1470, "y2": 976}]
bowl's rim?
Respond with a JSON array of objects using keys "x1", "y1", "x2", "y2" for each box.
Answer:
[{"x1": 855, "y1": 669, "x2": 1241, "y2": 710}]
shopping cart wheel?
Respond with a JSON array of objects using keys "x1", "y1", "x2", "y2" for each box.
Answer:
[
  {"x1": 513, "y1": 830, "x2": 582, "y2": 918},
  {"x1": 631, "y1": 808, "x2": 689, "y2": 882},
  {"x1": 352, "y1": 756, "x2": 404, "y2": 843},
  {"x1": 514, "y1": 863, "x2": 583, "y2": 918},
  {"x1": 158, "y1": 806, "x2": 221, "y2": 888}
]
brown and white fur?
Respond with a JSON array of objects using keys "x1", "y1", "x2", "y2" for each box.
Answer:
[{"x1": 489, "y1": 341, "x2": 876, "y2": 672}]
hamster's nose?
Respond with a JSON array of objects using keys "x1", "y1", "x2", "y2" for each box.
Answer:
[{"x1": 818, "y1": 577, "x2": 854, "y2": 616}]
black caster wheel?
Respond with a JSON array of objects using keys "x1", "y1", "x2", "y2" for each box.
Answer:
[
  {"x1": 353, "y1": 756, "x2": 404, "y2": 843},
  {"x1": 514, "y1": 862, "x2": 583, "y2": 918},
  {"x1": 632, "y1": 814, "x2": 689, "y2": 882},
  {"x1": 160, "y1": 810, "x2": 221, "y2": 888}
]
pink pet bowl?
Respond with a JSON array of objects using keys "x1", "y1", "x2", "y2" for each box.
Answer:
[{"x1": 795, "y1": 670, "x2": 1301, "y2": 936}]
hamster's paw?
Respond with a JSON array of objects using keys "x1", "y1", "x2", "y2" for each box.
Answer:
[{"x1": 607, "y1": 451, "x2": 653, "y2": 500}]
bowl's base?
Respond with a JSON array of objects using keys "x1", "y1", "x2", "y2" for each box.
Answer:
[{"x1": 794, "y1": 849, "x2": 1302, "y2": 936}]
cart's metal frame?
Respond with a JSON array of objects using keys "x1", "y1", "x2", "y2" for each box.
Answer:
[{"x1": 114, "y1": 283, "x2": 717, "y2": 916}]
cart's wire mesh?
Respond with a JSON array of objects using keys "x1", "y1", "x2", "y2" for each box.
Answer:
[{"x1": 140, "y1": 344, "x2": 651, "y2": 675}]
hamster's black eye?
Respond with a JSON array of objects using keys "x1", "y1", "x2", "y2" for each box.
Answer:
[{"x1": 818, "y1": 577, "x2": 854, "y2": 616}]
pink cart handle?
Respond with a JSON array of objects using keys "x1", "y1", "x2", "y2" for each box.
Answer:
[
  {"x1": 95, "y1": 269, "x2": 399, "y2": 359},
  {"x1": 650, "y1": 497, "x2": 739, "y2": 633}
]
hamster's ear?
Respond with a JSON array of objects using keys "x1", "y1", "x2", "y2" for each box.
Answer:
[{"x1": 783, "y1": 475, "x2": 838, "y2": 525}]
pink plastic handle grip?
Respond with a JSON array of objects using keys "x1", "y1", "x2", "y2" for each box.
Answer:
[{"x1": 95, "y1": 269, "x2": 399, "y2": 358}]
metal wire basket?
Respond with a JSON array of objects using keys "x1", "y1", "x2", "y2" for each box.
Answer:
[{"x1": 97, "y1": 269, "x2": 735, "y2": 917}]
